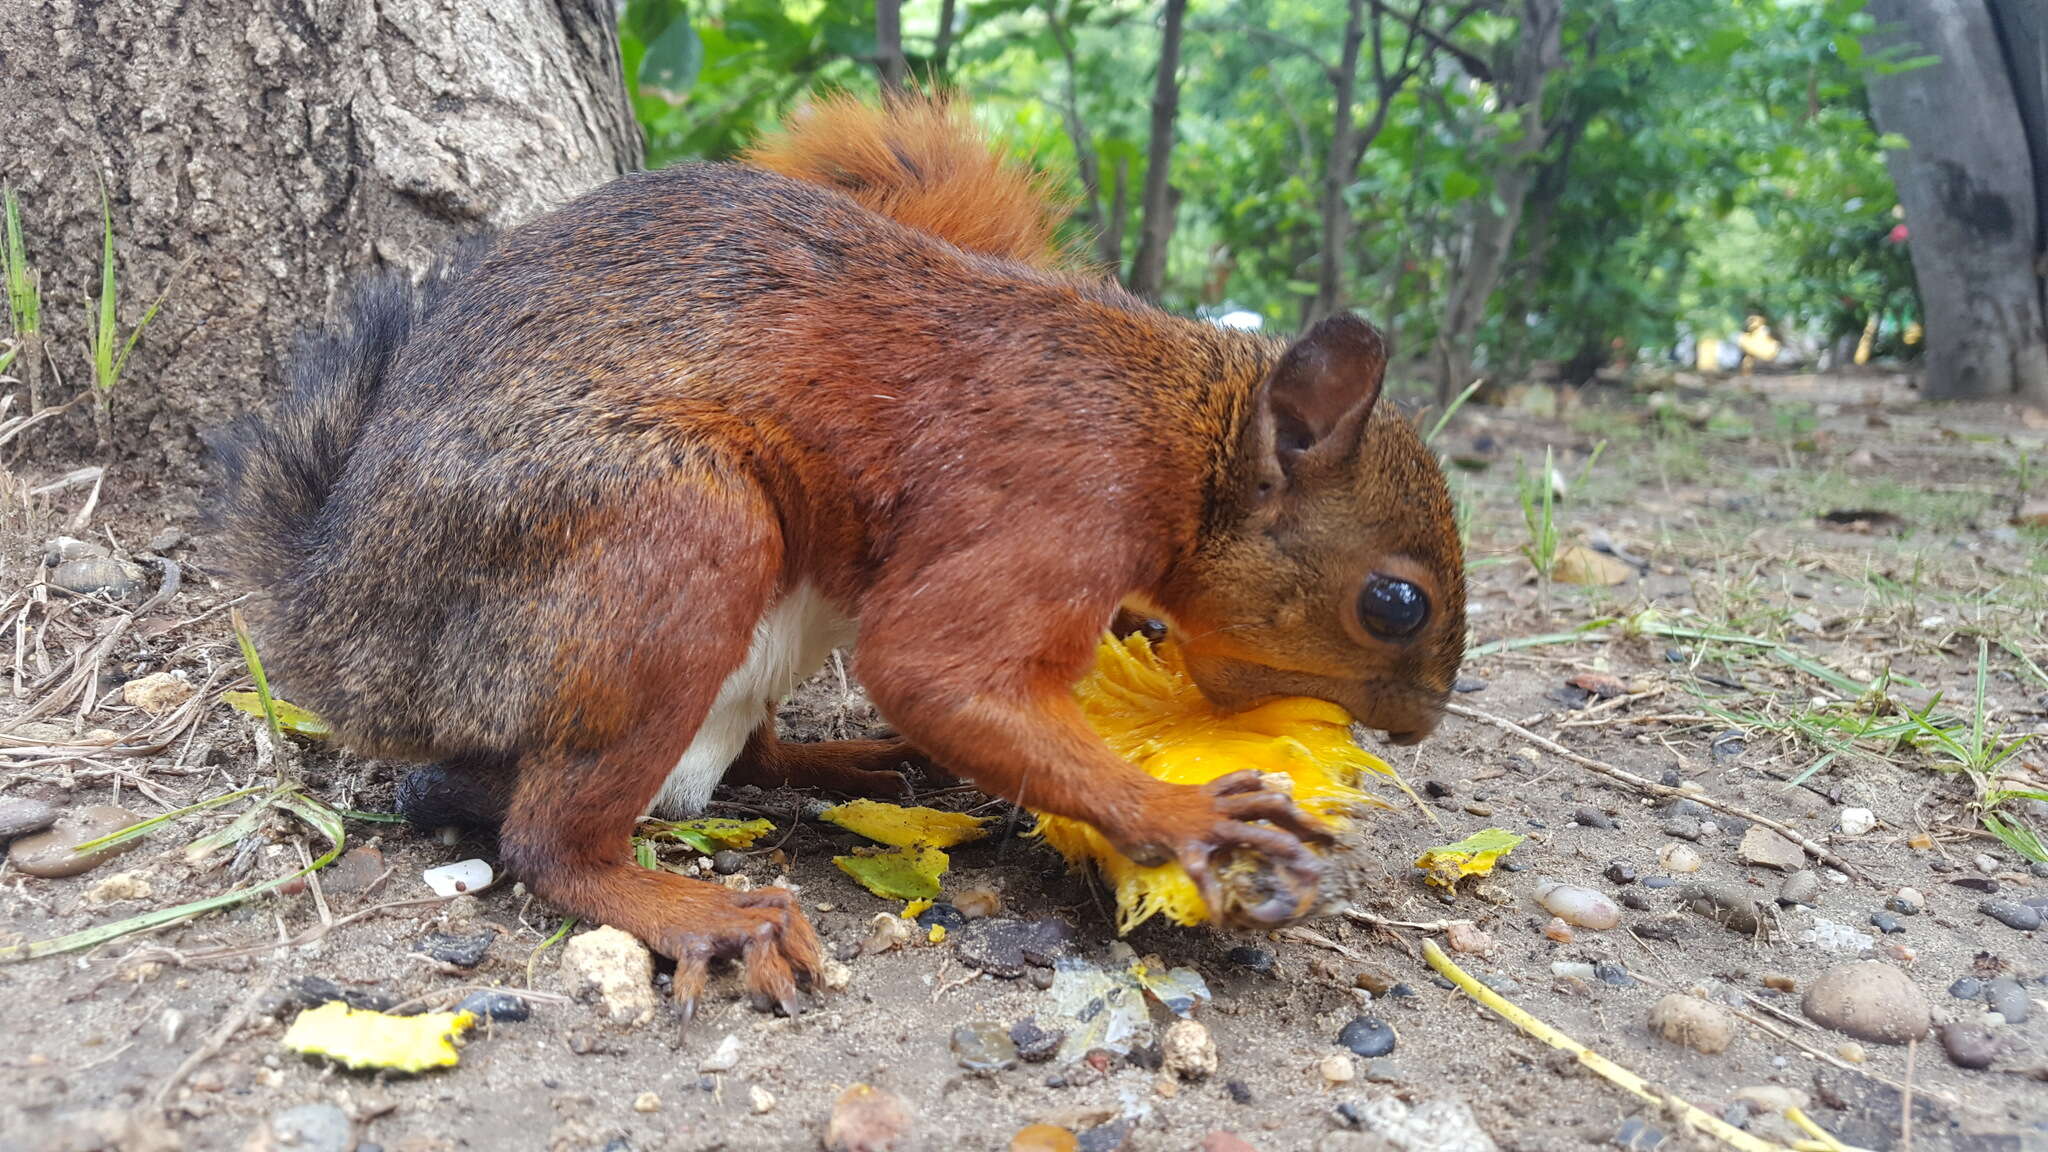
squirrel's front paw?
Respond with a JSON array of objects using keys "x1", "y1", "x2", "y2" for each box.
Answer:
[{"x1": 1118, "y1": 771, "x2": 1335, "y2": 928}]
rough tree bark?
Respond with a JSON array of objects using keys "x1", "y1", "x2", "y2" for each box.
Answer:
[
  {"x1": 1865, "y1": 0, "x2": 2048, "y2": 404},
  {"x1": 1128, "y1": 0, "x2": 1187, "y2": 302},
  {"x1": 0, "y1": 0, "x2": 642, "y2": 504},
  {"x1": 1434, "y1": 0, "x2": 1562, "y2": 405}
]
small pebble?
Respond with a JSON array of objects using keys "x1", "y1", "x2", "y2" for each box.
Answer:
[
  {"x1": 421, "y1": 858, "x2": 493, "y2": 897},
  {"x1": 1986, "y1": 977, "x2": 2030, "y2": 1024},
  {"x1": 1663, "y1": 817, "x2": 1703, "y2": 841},
  {"x1": 1161, "y1": 1019, "x2": 1218, "y2": 1081},
  {"x1": 1227, "y1": 946, "x2": 1275, "y2": 975},
  {"x1": 0, "y1": 797, "x2": 58, "y2": 841},
  {"x1": 456, "y1": 990, "x2": 530, "y2": 1022},
  {"x1": 825, "y1": 1084, "x2": 914, "y2": 1152},
  {"x1": 1620, "y1": 889, "x2": 1653, "y2": 911},
  {"x1": 1647, "y1": 994, "x2": 1736, "y2": 1054},
  {"x1": 1337, "y1": 1016, "x2": 1396, "y2": 1058},
  {"x1": 264, "y1": 1104, "x2": 352, "y2": 1152},
  {"x1": 6, "y1": 805, "x2": 143, "y2": 877},
  {"x1": 698, "y1": 1033, "x2": 742, "y2": 1073},
  {"x1": 1536, "y1": 881, "x2": 1621, "y2": 930},
  {"x1": 1574, "y1": 807, "x2": 1615, "y2": 830},
  {"x1": 1445, "y1": 922, "x2": 1493, "y2": 953},
  {"x1": 1318, "y1": 1053, "x2": 1355, "y2": 1085},
  {"x1": 1617, "y1": 1116, "x2": 1666, "y2": 1150},
  {"x1": 1973, "y1": 853, "x2": 2000, "y2": 874},
  {"x1": 1595, "y1": 962, "x2": 1637, "y2": 988},
  {"x1": 1869, "y1": 912, "x2": 1904, "y2": 935},
  {"x1": 1739, "y1": 826, "x2": 1806, "y2": 872},
  {"x1": 634, "y1": 1092, "x2": 661, "y2": 1113},
  {"x1": 120, "y1": 671, "x2": 195, "y2": 714},
  {"x1": 955, "y1": 887, "x2": 1002, "y2": 919},
  {"x1": 1948, "y1": 977, "x2": 1984, "y2": 1001},
  {"x1": 1226, "y1": 1079, "x2": 1253, "y2": 1105},
  {"x1": 1836, "y1": 1042, "x2": 1865, "y2": 1063},
  {"x1": 1950, "y1": 875, "x2": 1998, "y2": 893},
  {"x1": 1200, "y1": 1134, "x2": 1258, "y2": 1152},
  {"x1": 1603, "y1": 860, "x2": 1637, "y2": 885},
  {"x1": 1837, "y1": 808, "x2": 1876, "y2": 836},
  {"x1": 1802, "y1": 962, "x2": 1929, "y2": 1044},
  {"x1": 1761, "y1": 973, "x2": 1795, "y2": 993},
  {"x1": 1657, "y1": 844, "x2": 1701, "y2": 874},
  {"x1": 1010, "y1": 1018, "x2": 1063, "y2": 1063},
  {"x1": 417, "y1": 931, "x2": 494, "y2": 968},
  {"x1": 1939, "y1": 1021, "x2": 1998, "y2": 1070},
  {"x1": 1453, "y1": 675, "x2": 1489, "y2": 693},
  {"x1": 1889, "y1": 887, "x2": 1924, "y2": 915},
  {"x1": 49, "y1": 556, "x2": 141, "y2": 600},
  {"x1": 749, "y1": 1085, "x2": 776, "y2": 1114},
  {"x1": 563, "y1": 926, "x2": 657, "y2": 1027},
  {"x1": 1979, "y1": 899, "x2": 2041, "y2": 931},
  {"x1": 1641, "y1": 875, "x2": 1675, "y2": 889},
  {"x1": 1683, "y1": 883, "x2": 1769, "y2": 934},
  {"x1": 1542, "y1": 917, "x2": 1573, "y2": 942},
  {"x1": 1776, "y1": 871, "x2": 1821, "y2": 908},
  {"x1": 952, "y1": 1022, "x2": 1018, "y2": 1074},
  {"x1": 710, "y1": 849, "x2": 744, "y2": 875},
  {"x1": 1551, "y1": 961, "x2": 1596, "y2": 982}
]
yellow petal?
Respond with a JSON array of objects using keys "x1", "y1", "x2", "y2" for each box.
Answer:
[
  {"x1": 281, "y1": 1002, "x2": 474, "y2": 1073},
  {"x1": 821, "y1": 799, "x2": 991, "y2": 848}
]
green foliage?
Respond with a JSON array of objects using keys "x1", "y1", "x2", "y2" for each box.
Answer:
[{"x1": 86, "y1": 185, "x2": 179, "y2": 397}]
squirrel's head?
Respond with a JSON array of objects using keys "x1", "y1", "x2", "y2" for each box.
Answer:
[{"x1": 1159, "y1": 314, "x2": 1465, "y2": 745}]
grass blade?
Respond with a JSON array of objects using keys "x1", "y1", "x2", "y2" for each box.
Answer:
[
  {"x1": 71, "y1": 785, "x2": 266, "y2": 854},
  {"x1": 230, "y1": 608, "x2": 283, "y2": 743}
]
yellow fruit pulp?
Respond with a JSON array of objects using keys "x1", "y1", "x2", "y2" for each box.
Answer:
[{"x1": 1035, "y1": 632, "x2": 1398, "y2": 931}]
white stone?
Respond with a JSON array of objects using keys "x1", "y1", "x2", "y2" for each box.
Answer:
[
  {"x1": 422, "y1": 858, "x2": 493, "y2": 897},
  {"x1": 1838, "y1": 808, "x2": 1876, "y2": 836}
]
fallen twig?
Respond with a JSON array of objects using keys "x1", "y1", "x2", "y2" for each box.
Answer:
[{"x1": 1447, "y1": 702, "x2": 1871, "y2": 883}]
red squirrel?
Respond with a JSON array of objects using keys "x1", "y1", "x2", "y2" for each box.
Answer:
[{"x1": 211, "y1": 94, "x2": 1465, "y2": 1017}]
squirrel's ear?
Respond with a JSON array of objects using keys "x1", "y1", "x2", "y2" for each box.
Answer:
[{"x1": 1253, "y1": 313, "x2": 1388, "y2": 481}]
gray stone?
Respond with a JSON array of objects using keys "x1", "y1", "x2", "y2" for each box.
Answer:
[
  {"x1": 1978, "y1": 898, "x2": 2041, "y2": 931},
  {"x1": 267, "y1": 1104, "x2": 352, "y2": 1152},
  {"x1": 0, "y1": 797, "x2": 57, "y2": 840},
  {"x1": 1938, "y1": 1021, "x2": 1998, "y2": 1070},
  {"x1": 7, "y1": 805, "x2": 142, "y2": 877},
  {"x1": 1985, "y1": 977, "x2": 2030, "y2": 1024},
  {"x1": 950, "y1": 1022, "x2": 1017, "y2": 1074}
]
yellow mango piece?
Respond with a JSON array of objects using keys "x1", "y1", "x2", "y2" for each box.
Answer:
[
  {"x1": 1035, "y1": 633, "x2": 1401, "y2": 932},
  {"x1": 900, "y1": 898, "x2": 934, "y2": 919},
  {"x1": 833, "y1": 844, "x2": 949, "y2": 900},
  {"x1": 1415, "y1": 828, "x2": 1527, "y2": 889},
  {"x1": 281, "y1": 1001, "x2": 474, "y2": 1073},
  {"x1": 821, "y1": 799, "x2": 991, "y2": 848}
]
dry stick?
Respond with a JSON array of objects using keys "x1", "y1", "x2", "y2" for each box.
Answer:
[
  {"x1": 1446, "y1": 703, "x2": 1871, "y2": 883},
  {"x1": 1901, "y1": 1037, "x2": 1916, "y2": 1152}
]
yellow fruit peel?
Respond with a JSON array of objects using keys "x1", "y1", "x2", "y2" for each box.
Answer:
[
  {"x1": 1035, "y1": 633, "x2": 1399, "y2": 932},
  {"x1": 1415, "y1": 828, "x2": 1527, "y2": 888},
  {"x1": 833, "y1": 844, "x2": 949, "y2": 900},
  {"x1": 641, "y1": 816, "x2": 775, "y2": 854},
  {"x1": 821, "y1": 799, "x2": 992, "y2": 848},
  {"x1": 281, "y1": 1001, "x2": 475, "y2": 1073}
]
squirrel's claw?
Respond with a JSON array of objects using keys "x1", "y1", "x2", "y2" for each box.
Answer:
[{"x1": 656, "y1": 886, "x2": 823, "y2": 1023}]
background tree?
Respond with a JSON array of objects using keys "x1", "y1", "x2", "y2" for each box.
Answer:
[
  {"x1": 1864, "y1": 0, "x2": 2048, "y2": 403},
  {"x1": 1128, "y1": 0, "x2": 1189, "y2": 300},
  {"x1": 0, "y1": 0, "x2": 640, "y2": 499}
]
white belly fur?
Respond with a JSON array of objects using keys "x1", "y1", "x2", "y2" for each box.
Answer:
[{"x1": 651, "y1": 582, "x2": 856, "y2": 817}]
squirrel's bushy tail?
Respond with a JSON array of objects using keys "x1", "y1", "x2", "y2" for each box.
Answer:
[
  {"x1": 744, "y1": 92, "x2": 1069, "y2": 268},
  {"x1": 207, "y1": 240, "x2": 489, "y2": 577}
]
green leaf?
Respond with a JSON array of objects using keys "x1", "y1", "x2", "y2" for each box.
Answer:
[
  {"x1": 641, "y1": 15, "x2": 704, "y2": 93},
  {"x1": 643, "y1": 816, "x2": 774, "y2": 854},
  {"x1": 1440, "y1": 170, "x2": 1483, "y2": 202},
  {"x1": 222, "y1": 691, "x2": 331, "y2": 738},
  {"x1": 834, "y1": 845, "x2": 948, "y2": 900},
  {"x1": 1874, "y1": 132, "x2": 1908, "y2": 150}
]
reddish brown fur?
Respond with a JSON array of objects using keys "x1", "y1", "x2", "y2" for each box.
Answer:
[{"x1": 211, "y1": 97, "x2": 1463, "y2": 1011}]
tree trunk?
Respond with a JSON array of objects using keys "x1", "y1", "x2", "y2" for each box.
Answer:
[
  {"x1": 876, "y1": 0, "x2": 909, "y2": 96},
  {"x1": 1434, "y1": 0, "x2": 1562, "y2": 405},
  {"x1": 1988, "y1": 0, "x2": 2047, "y2": 318},
  {"x1": 0, "y1": 0, "x2": 641, "y2": 506},
  {"x1": 1309, "y1": 0, "x2": 1368, "y2": 327},
  {"x1": 1866, "y1": 0, "x2": 2048, "y2": 403},
  {"x1": 1129, "y1": 0, "x2": 1188, "y2": 302}
]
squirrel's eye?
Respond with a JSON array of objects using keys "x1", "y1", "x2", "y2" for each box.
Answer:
[{"x1": 1356, "y1": 575, "x2": 1429, "y2": 639}]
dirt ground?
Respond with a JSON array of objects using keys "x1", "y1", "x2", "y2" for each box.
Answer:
[{"x1": 1, "y1": 369, "x2": 2045, "y2": 1152}]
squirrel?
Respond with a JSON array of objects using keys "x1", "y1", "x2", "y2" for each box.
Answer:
[{"x1": 210, "y1": 93, "x2": 1465, "y2": 1018}]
